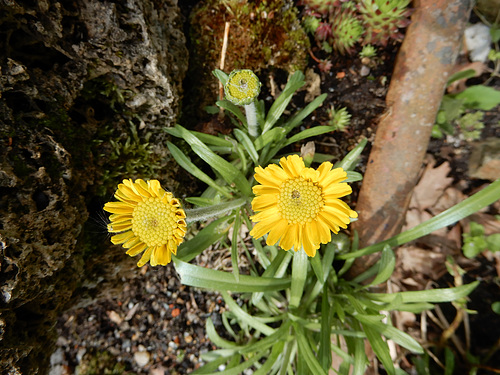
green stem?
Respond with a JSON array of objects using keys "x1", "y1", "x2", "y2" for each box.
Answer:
[
  {"x1": 244, "y1": 101, "x2": 259, "y2": 137},
  {"x1": 338, "y1": 178, "x2": 500, "y2": 260},
  {"x1": 185, "y1": 198, "x2": 247, "y2": 224}
]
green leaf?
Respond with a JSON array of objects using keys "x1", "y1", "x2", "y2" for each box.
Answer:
[
  {"x1": 239, "y1": 321, "x2": 291, "y2": 354},
  {"x1": 174, "y1": 258, "x2": 291, "y2": 293},
  {"x1": 283, "y1": 125, "x2": 337, "y2": 147},
  {"x1": 206, "y1": 318, "x2": 239, "y2": 349},
  {"x1": 233, "y1": 129, "x2": 259, "y2": 164},
  {"x1": 354, "y1": 314, "x2": 423, "y2": 353},
  {"x1": 463, "y1": 239, "x2": 487, "y2": 258},
  {"x1": 454, "y1": 85, "x2": 500, "y2": 110},
  {"x1": 365, "y1": 281, "x2": 479, "y2": 304},
  {"x1": 335, "y1": 138, "x2": 368, "y2": 171},
  {"x1": 346, "y1": 171, "x2": 363, "y2": 182},
  {"x1": 174, "y1": 125, "x2": 252, "y2": 196},
  {"x1": 362, "y1": 323, "x2": 395, "y2": 375},
  {"x1": 338, "y1": 179, "x2": 500, "y2": 260},
  {"x1": 167, "y1": 127, "x2": 234, "y2": 148},
  {"x1": 294, "y1": 323, "x2": 328, "y2": 375},
  {"x1": 368, "y1": 245, "x2": 396, "y2": 287},
  {"x1": 216, "y1": 100, "x2": 248, "y2": 127},
  {"x1": 491, "y1": 26, "x2": 500, "y2": 43},
  {"x1": 231, "y1": 210, "x2": 241, "y2": 282},
  {"x1": 176, "y1": 217, "x2": 230, "y2": 262},
  {"x1": 446, "y1": 69, "x2": 478, "y2": 86},
  {"x1": 192, "y1": 352, "x2": 234, "y2": 374},
  {"x1": 254, "y1": 126, "x2": 287, "y2": 151},
  {"x1": 440, "y1": 96, "x2": 465, "y2": 123},
  {"x1": 167, "y1": 142, "x2": 233, "y2": 198},
  {"x1": 352, "y1": 334, "x2": 367, "y2": 375},
  {"x1": 213, "y1": 69, "x2": 229, "y2": 86},
  {"x1": 486, "y1": 233, "x2": 500, "y2": 252},
  {"x1": 221, "y1": 291, "x2": 276, "y2": 336},
  {"x1": 262, "y1": 71, "x2": 305, "y2": 134},
  {"x1": 253, "y1": 341, "x2": 285, "y2": 375},
  {"x1": 290, "y1": 249, "x2": 308, "y2": 308},
  {"x1": 310, "y1": 251, "x2": 324, "y2": 283},
  {"x1": 444, "y1": 347, "x2": 455, "y2": 375},
  {"x1": 184, "y1": 197, "x2": 216, "y2": 207},
  {"x1": 492, "y1": 301, "x2": 500, "y2": 315},
  {"x1": 284, "y1": 93, "x2": 328, "y2": 132},
  {"x1": 319, "y1": 285, "x2": 332, "y2": 371}
]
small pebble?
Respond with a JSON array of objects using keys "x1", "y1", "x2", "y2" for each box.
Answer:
[{"x1": 134, "y1": 350, "x2": 150, "y2": 367}]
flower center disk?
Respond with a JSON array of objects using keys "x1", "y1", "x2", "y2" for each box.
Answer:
[
  {"x1": 278, "y1": 177, "x2": 324, "y2": 224},
  {"x1": 132, "y1": 197, "x2": 177, "y2": 246}
]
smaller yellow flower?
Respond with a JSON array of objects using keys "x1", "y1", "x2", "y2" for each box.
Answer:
[
  {"x1": 104, "y1": 179, "x2": 187, "y2": 267},
  {"x1": 250, "y1": 155, "x2": 357, "y2": 257},
  {"x1": 224, "y1": 69, "x2": 261, "y2": 106}
]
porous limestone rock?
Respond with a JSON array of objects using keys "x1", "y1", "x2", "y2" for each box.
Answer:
[{"x1": 0, "y1": 0, "x2": 187, "y2": 373}]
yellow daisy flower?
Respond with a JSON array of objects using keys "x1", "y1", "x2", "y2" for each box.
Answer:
[
  {"x1": 249, "y1": 155, "x2": 357, "y2": 257},
  {"x1": 104, "y1": 179, "x2": 187, "y2": 267}
]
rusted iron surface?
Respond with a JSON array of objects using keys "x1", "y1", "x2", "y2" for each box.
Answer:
[{"x1": 350, "y1": 0, "x2": 473, "y2": 275}]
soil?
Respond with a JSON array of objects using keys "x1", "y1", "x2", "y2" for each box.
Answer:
[{"x1": 50, "y1": 3, "x2": 500, "y2": 375}]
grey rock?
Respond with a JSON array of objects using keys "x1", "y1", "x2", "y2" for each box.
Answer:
[{"x1": 0, "y1": 0, "x2": 188, "y2": 373}]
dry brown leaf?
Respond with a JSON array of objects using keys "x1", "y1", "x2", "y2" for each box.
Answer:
[
  {"x1": 410, "y1": 159, "x2": 453, "y2": 211},
  {"x1": 398, "y1": 246, "x2": 447, "y2": 280}
]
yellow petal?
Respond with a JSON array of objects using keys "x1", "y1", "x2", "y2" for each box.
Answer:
[
  {"x1": 319, "y1": 167, "x2": 348, "y2": 187},
  {"x1": 323, "y1": 183, "x2": 352, "y2": 198},
  {"x1": 311, "y1": 219, "x2": 332, "y2": 245},
  {"x1": 148, "y1": 180, "x2": 162, "y2": 197},
  {"x1": 280, "y1": 154, "x2": 305, "y2": 178},
  {"x1": 317, "y1": 161, "x2": 334, "y2": 179},
  {"x1": 116, "y1": 184, "x2": 142, "y2": 203},
  {"x1": 134, "y1": 179, "x2": 152, "y2": 198},
  {"x1": 302, "y1": 226, "x2": 318, "y2": 257},
  {"x1": 104, "y1": 202, "x2": 134, "y2": 215},
  {"x1": 252, "y1": 185, "x2": 280, "y2": 196},
  {"x1": 126, "y1": 242, "x2": 147, "y2": 256},
  {"x1": 151, "y1": 244, "x2": 171, "y2": 266},
  {"x1": 111, "y1": 231, "x2": 135, "y2": 244},
  {"x1": 266, "y1": 218, "x2": 289, "y2": 246},
  {"x1": 251, "y1": 194, "x2": 279, "y2": 211},
  {"x1": 251, "y1": 206, "x2": 281, "y2": 224},
  {"x1": 254, "y1": 165, "x2": 288, "y2": 187},
  {"x1": 279, "y1": 223, "x2": 299, "y2": 251},
  {"x1": 137, "y1": 247, "x2": 153, "y2": 267}
]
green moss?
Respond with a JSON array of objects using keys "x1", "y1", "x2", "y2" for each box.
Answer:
[{"x1": 76, "y1": 350, "x2": 131, "y2": 375}]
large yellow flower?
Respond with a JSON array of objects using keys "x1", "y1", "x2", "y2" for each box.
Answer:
[
  {"x1": 250, "y1": 155, "x2": 357, "y2": 257},
  {"x1": 104, "y1": 179, "x2": 187, "y2": 267}
]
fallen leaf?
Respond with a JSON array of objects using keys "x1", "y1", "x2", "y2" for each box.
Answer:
[{"x1": 410, "y1": 158, "x2": 453, "y2": 211}]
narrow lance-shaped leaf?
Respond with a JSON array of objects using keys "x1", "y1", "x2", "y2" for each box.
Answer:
[
  {"x1": 173, "y1": 258, "x2": 290, "y2": 293},
  {"x1": 338, "y1": 179, "x2": 500, "y2": 260},
  {"x1": 216, "y1": 100, "x2": 248, "y2": 128},
  {"x1": 262, "y1": 71, "x2": 305, "y2": 134},
  {"x1": 221, "y1": 291, "x2": 276, "y2": 336},
  {"x1": 284, "y1": 93, "x2": 328, "y2": 133},
  {"x1": 167, "y1": 142, "x2": 233, "y2": 199},
  {"x1": 174, "y1": 125, "x2": 252, "y2": 196}
]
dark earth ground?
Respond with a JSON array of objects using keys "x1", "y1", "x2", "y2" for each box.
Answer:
[{"x1": 49, "y1": 3, "x2": 500, "y2": 375}]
